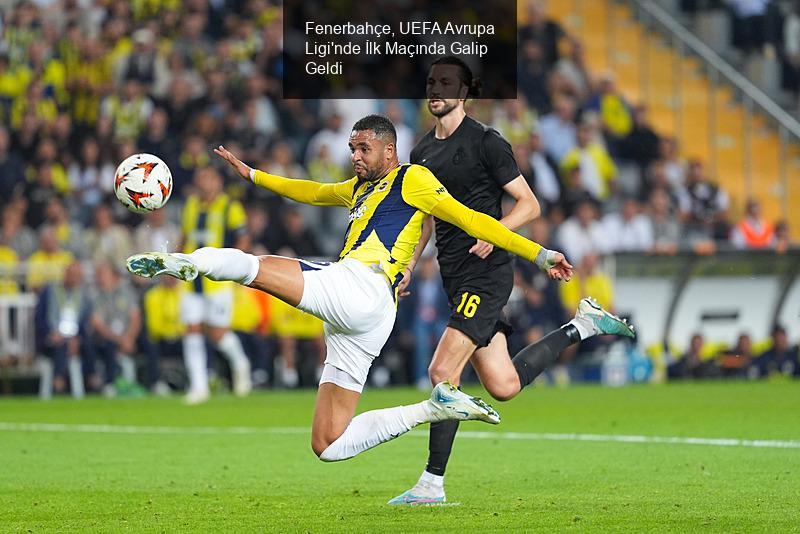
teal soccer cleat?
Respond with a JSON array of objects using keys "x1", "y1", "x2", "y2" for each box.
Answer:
[
  {"x1": 576, "y1": 297, "x2": 636, "y2": 338},
  {"x1": 126, "y1": 252, "x2": 198, "y2": 282},
  {"x1": 429, "y1": 381, "x2": 500, "y2": 425}
]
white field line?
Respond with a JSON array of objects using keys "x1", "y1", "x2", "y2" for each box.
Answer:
[{"x1": 0, "y1": 422, "x2": 798, "y2": 450}]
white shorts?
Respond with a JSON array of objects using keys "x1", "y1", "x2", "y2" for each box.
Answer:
[
  {"x1": 180, "y1": 289, "x2": 233, "y2": 328},
  {"x1": 297, "y1": 258, "x2": 396, "y2": 392}
]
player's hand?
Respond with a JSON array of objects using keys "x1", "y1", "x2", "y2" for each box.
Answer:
[
  {"x1": 546, "y1": 252, "x2": 573, "y2": 282},
  {"x1": 397, "y1": 267, "x2": 413, "y2": 298},
  {"x1": 469, "y1": 239, "x2": 494, "y2": 259},
  {"x1": 214, "y1": 145, "x2": 251, "y2": 180}
]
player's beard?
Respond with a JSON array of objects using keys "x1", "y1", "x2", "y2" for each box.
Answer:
[{"x1": 428, "y1": 99, "x2": 458, "y2": 118}]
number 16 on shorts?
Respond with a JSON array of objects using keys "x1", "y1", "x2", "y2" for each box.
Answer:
[{"x1": 456, "y1": 291, "x2": 481, "y2": 319}]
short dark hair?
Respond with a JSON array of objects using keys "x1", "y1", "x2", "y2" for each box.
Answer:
[
  {"x1": 351, "y1": 114, "x2": 396, "y2": 144},
  {"x1": 430, "y1": 56, "x2": 482, "y2": 98}
]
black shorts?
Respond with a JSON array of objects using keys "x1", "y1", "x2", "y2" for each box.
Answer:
[{"x1": 442, "y1": 262, "x2": 514, "y2": 348}]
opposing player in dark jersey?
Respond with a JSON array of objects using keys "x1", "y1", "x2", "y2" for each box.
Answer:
[{"x1": 389, "y1": 58, "x2": 635, "y2": 505}]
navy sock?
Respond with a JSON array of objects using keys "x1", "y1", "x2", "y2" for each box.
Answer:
[{"x1": 425, "y1": 420, "x2": 460, "y2": 476}]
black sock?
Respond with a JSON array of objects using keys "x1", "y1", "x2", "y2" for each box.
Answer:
[
  {"x1": 425, "y1": 420, "x2": 459, "y2": 476},
  {"x1": 512, "y1": 324, "x2": 580, "y2": 389}
]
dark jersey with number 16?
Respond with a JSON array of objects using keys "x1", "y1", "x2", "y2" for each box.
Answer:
[{"x1": 410, "y1": 116, "x2": 521, "y2": 279}]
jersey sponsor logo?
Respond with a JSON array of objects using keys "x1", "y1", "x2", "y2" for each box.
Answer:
[
  {"x1": 452, "y1": 147, "x2": 466, "y2": 165},
  {"x1": 348, "y1": 203, "x2": 368, "y2": 222}
]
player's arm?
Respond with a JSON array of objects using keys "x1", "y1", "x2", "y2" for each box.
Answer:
[
  {"x1": 214, "y1": 145, "x2": 354, "y2": 207},
  {"x1": 397, "y1": 215, "x2": 433, "y2": 298},
  {"x1": 403, "y1": 166, "x2": 572, "y2": 279},
  {"x1": 470, "y1": 176, "x2": 540, "y2": 259}
]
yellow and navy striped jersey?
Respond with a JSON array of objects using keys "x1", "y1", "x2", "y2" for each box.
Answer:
[
  {"x1": 182, "y1": 192, "x2": 247, "y2": 293},
  {"x1": 253, "y1": 163, "x2": 545, "y2": 299}
]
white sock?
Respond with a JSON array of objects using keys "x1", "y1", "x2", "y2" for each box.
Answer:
[
  {"x1": 413, "y1": 470, "x2": 445, "y2": 497},
  {"x1": 68, "y1": 358, "x2": 84, "y2": 399},
  {"x1": 319, "y1": 401, "x2": 435, "y2": 462},
  {"x1": 216, "y1": 331, "x2": 249, "y2": 372},
  {"x1": 181, "y1": 247, "x2": 260, "y2": 285},
  {"x1": 183, "y1": 332, "x2": 208, "y2": 394},
  {"x1": 567, "y1": 317, "x2": 593, "y2": 340},
  {"x1": 119, "y1": 354, "x2": 136, "y2": 382}
]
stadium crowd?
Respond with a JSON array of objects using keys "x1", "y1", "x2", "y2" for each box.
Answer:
[{"x1": 0, "y1": 0, "x2": 797, "y2": 396}]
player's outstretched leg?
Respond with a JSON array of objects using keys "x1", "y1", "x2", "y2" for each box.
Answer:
[
  {"x1": 315, "y1": 381, "x2": 499, "y2": 463},
  {"x1": 127, "y1": 248, "x2": 260, "y2": 285},
  {"x1": 513, "y1": 297, "x2": 635, "y2": 387}
]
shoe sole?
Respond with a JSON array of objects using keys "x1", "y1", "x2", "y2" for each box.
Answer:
[{"x1": 127, "y1": 253, "x2": 198, "y2": 281}]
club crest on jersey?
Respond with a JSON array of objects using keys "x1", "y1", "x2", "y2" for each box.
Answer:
[
  {"x1": 452, "y1": 147, "x2": 466, "y2": 165},
  {"x1": 349, "y1": 204, "x2": 368, "y2": 222},
  {"x1": 376, "y1": 180, "x2": 390, "y2": 192}
]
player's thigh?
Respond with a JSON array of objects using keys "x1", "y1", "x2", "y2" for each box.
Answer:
[
  {"x1": 428, "y1": 327, "x2": 478, "y2": 386},
  {"x1": 311, "y1": 381, "x2": 361, "y2": 455},
  {"x1": 471, "y1": 331, "x2": 521, "y2": 401},
  {"x1": 247, "y1": 255, "x2": 305, "y2": 306},
  {"x1": 179, "y1": 291, "x2": 205, "y2": 327},
  {"x1": 204, "y1": 290, "x2": 233, "y2": 343}
]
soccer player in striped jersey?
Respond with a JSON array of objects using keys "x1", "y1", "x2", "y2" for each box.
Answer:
[{"x1": 126, "y1": 115, "x2": 572, "y2": 463}]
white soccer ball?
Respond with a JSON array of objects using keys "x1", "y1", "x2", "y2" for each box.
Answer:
[{"x1": 113, "y1": 153, "x2": 173, "y2": 213}]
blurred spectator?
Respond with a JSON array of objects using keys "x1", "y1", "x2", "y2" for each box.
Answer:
[
  {"x1": 84, "y1": 204, "x2": 133, "y2": 266},
  {"x1": 556, "y1": 198, "x2": 611, "y2": 264},
  {"x1": 68, "y1": 136, "x2": 114, "y2": 214},
  {"x1": 100, "y1": 78, "x2": 154, "y2": 140},
  {"x1": 774, "y1": 220, "x2": 792, "y2": 252},
  {"x1": 305, "y1": 114, "x2": 349, "y2": 167},
  {"x1": 133, "y1": 209, "x2": 181, "y2": 254},
  {"x1": 518, "y1": 39, "x2": 551, "y2": 114},
  {"x1": 1, "y1": 202, "x2": 37, "y2": 259},
  {"x1": 519, "y1": 0, "x2": 566, "y2": 67},
  {"x1": 87, "y1": 262, "x2": 142, "y2": 395},
  {"x1": 718, "y1": 332, "x2": 755, "y2": 378},
  {"x1": 731, "y1": 198, "x2": 775, "y2": 248},
  {"x1": 538, "y1": 94, "x2": 577, "y2": 162},
  {"x1": 668, "y1": 333, "x2": 721, "y2": 380},
  {"x1": 493, "y1": 98, "x2": 538, "y2": 147},
  {"x1": 44, "y1": 197, "x2": 87, "y2": 259},
  {"x1": 27, "y1": 225, "x2": 74, "y2": 291},
  {"x1": 274, "y1": 206, "x2": 323, "y2": 258},
  {"x1": 560, "y1": 122, "x2": 618, "y2": 202},
  {"x1": 18, "y1": 163, "x2": 61, "y2": 229},
  {"x1": 0, "y1": 245, "x2": 20, "y2": 294},
  {"x1": 307, "y1": 143, "x2": 346, "y2": 184},
  {"x1": 677, "y1": 159, "x2": 731, "y2": 243},
  {"x1": 0, "y1": 127, "x2": 25, "y2": 200},
  {"x1": 750, "y1": 325, "x2": 799, "y2": 378},
  {"x1": 558, "y1": 253, "x2": 614, "y2": 312},
  {"x1": 142, "y1": 276, "x2": 185, "y2": 394},
  {"x1": 555, "y1": 37, "x2": 591, "y2": 101},
  {"x1": 527, "y1": 131, "x2": 561, "y2": 208},
  {"x1": 602, "y1": 197, "x2": 654, "y2": 252},
  {"x1": 137, "y1": 108, "x2": 179, "y2": 165},
  {"x1": 728, "y1": 0, "x2": 776, "y2": 55},
  {"x1": 655, "y1": 137, "x2": 686, "y2": 190},
  {"x1": 115, "y1": 27, "x2": 169, "y2": 90},
  {"x1": 782, "y1": 2, "x2": 800, "y2": 107},
  {"x1": 172, "y1": 134, "x2": 210, "y2": 197},
  {"x1": 34, "y1": 260, "x2": 92, "y2": 395},
  {"x1": 648, "y1": 188, "x2": 682, "y2": 254},
  {"x1": 585, "y1": 73, "x2": 633, "y2": 144},
  {"x1": 618, "y1": 104, "x2": 661, "y2": 178}
]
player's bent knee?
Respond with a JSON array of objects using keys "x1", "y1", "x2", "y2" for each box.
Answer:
[{"x1": 486, "y1": 378, "x2": 521, "y2": 402}]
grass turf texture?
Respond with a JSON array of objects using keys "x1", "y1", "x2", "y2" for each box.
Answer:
[{"x1": 0, "y1": 381, "x2": 798, "y2": 533}]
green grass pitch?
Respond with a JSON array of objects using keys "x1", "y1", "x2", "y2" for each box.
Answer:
[{"x1": 1, "y1": 381, "x2": 798, "y2": 533}]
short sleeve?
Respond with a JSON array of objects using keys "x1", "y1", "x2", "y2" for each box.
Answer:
[
  {"x1": 400, "y1": 165, "x2": 452, "y2": 214},
  {"x1": 481, "y1": 129, "x2": 521, "y2": 187}
]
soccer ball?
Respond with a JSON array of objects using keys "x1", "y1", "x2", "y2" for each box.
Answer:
[{"x1": 113, "y1": 153, "x2": 173, "y2": 213}]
